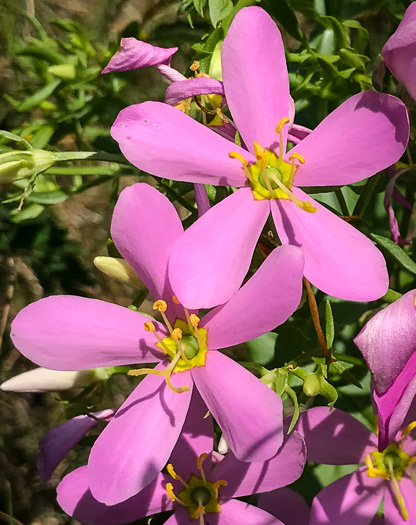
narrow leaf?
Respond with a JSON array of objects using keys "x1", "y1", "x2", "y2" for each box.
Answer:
[{"x1": 372, "y1": 234, "x2": 416, "y2": 275}]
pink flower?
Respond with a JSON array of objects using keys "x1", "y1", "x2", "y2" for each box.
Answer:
[
  {"x1": 296, "y1": 407, "x2": 416, "y2": 524},
  {"x1": 110, "y1": 6, "x2": 409, "y2": 307},
  {"x1": 354, "y1": 290, "x2": 416, "y2": 449},
  {"x1": 57, "y1": 392, "x2": 306, "y2": 525},
  {"x1": 11, "y1": 183, "x2": 304, "y2": 505},
  {"x1": 382, "y1": 3, "x2": 416, "y2": 100}
]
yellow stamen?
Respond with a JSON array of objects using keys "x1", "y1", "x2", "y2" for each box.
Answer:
[
  {"x1": 197, "y1": 453, "x2": 208, "y2": 483},
  {"x1": 167, "y1": 463, "x2": 188, "y2": 487},
  {"x1": 275, "y1": 117, "x2": 291, "y2": 134},
  {"x1": 172, "y1": 295, "x2": 180, "y2": 304},
  {"x1": 172, "y1": 328, "x2": 183, "y2": 341},
  {"x1": 288, "y1": 152, "x2": 306, "y2": 164},
  {"x1": 190, "y1": 314, "x2": 200, "y2": 328},
  {"x1": 365, "y1": 454, "x2": 390, "y2": 479},
  {"x1": 253, "y1": 142, "x2": 267, "y2": 170},
  {"x1": 386, "y1": 458, "x2": 409, "y2": 520},
  {"x1": 143, "y1": 321, "x2": 170, "y2": 354},
  {"x1": 144, "y1": 321, "x2": 156, "y2": 332},
  {"x1": 164, "y1": 352, "x2": 190, "y2": 393},
  {"x1": 166, "y1": 483, "x2": 188, "y2": 506},
  {"x1": 192, "y1": 505, "x2": 205, "y2": 520},
  {"x1": 153, "y1": 299, "x2": 174, "y2": 335},
  {"x1": 267, "y1": 170, "x2": 316, "y2": 213},
  {"x1": 153, "y1": 300, "x2": 167, "y2": 312},
  {"x1": 190, "y1": 60, "x2": 200, "y2": 72},
  {"x1": 228, "y1": 151, "x2": 248, "y2": 166},
  {"x1": 212, "y1": 479, "x2": 227, "y2": 498},
  {"x1": 128, "y1": 367, "x2": 165, "y2": 377}
]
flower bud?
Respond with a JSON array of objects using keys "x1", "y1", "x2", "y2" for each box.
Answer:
[
  {"x1": 0, "y1": 368, "x2": 96, "y2": 393},
  {"x1": 47, "y1": 64, "x2": 76, "y2": 79},
  {"x1": 93, "y1": 256, "x2": 145, "y2": 290},
  {"x1": 0, "y1": 149, "x2": 55, "y2": 183}
]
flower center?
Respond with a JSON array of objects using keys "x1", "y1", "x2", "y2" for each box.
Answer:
[
  {"x1": 229, "y1": 117, "x2": 316, "y2": 212},
  {"x1": 365, "y1": 423, "x2": 416, "y2": 520},
  {"x1": 166, "y1": 453, "x2": 227, "y2": 524},
  {"x1": 128, "y1": 298, "x2": 207, "y2": 394}
]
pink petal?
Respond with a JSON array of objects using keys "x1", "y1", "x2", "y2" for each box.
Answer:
[
  {"x1": 295, "y1": 407, "x2": 377, "y2": 464},
  {"x1": 111, "y1": 101, "x2": 251, "y2": 186},
  {"x1": 38, "y1": 409, "x2": 115, "y2": 482},
  {"x1": 258, "y1": 488, "x2": 311, "y2": 525},
  {"x1": 165, "y1": 77, "x2": 224, "y2": 105},
  {"x1": 372, "y1": 358, "x2": 416, "y2": 450},
  {"x1": 102, "y1": 38, "x2": 177, "y2": 73},
  {"x1": 191, "y1": 351, "x2": 283, "y2": 462},
  {"x1": 169, "y1": 188, "x2": 270, "y2": 309},
  {"x1": 10, "y1": 296, "x2": 163, "y2": 370},
  {"x1": 222, "y1": 6, "x2": 291, "y2": 153},
  {"x1": 291, "y1": 92, "x2": 409, "y2": 187},
  {"x1": 354, "y1": 290, "x2": 416, "y2": 393},
  {"x1": 310, "y1": 468, "x2": 385, "y2": 525},
  {"x1": 57, "y1": 466, "x2": 174, "y2": 525},
  {"x1": 88, "y1": 364, "x2": 193, "y2": 505},
  {"x1": 271, "y1": 190, "x2": 389, "y2": 301},
  {"x1": 194, "y1": 183, "x2": 211, "y2": 217},
  {"x1": 202, "y1": 245, "x2": 304, "y2": 348},
  {"x1": 211, "y1": 430, "x2": 305, "y2": 499},
  {"x1": 382, "y1": 3, "x2": 416, "y2": 100},
  {"x1": 169, "y1": 389, "x2": 213, "y2": 480},
  {"x1": 384, "y1": 475, "x2": 416, "y2": 524},
  {"x1": 111, "y1": 183, "x2": 183, "y2": 316},
  {"x1": 164, "y1": 508, "x2": 194, "y2": 525},
  {"x1": 211, "y1": 499, "x2": 284, "y2": 525}
]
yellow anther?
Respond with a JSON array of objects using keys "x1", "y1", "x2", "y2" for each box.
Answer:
[
  {"x1": 192, "y1": 505, "x2": 205, "y2": 519},
  {"x1": 212, "y1": 479, "x2": 227, "y2": 497},
  {"x1": 144, "y1": 321, "x2": 156, "y2": 332},
  {"x1": 190, "y1": 314, "x2": 200, "y2": 328},
  {"x1": 365, "y1": 454, "x2": 390, "y2": 480},
  {"x1": 172, "y1": 328, "x2": 183, "y2": 341},
  {"x1": 190, "y1": 61, "x2": 200, "y2": 72},
  {"x1": 153, "y1": 300, "x2": 167, "y2": 312},
  {"x1": 166, "y1": 483, "x2": 177, "y2": 502},
  {"x1": 275, "y1": 117, "x2": 291, "y2": 134},
  {"x1": 253, "y1": 141, "x2": 267, "y2": 169},
  {"x1": 229, "y1": 151, "x2": 248, "y2": 166},
  {"x1": 289, "y1": 152, "x2": 306, "y2": 164},
  {"x1": 127, "y1": 367, "x2": 165, "y2": 378},
  {"x1": 301, "y1": 201, "x2": 318, "y2": 213},
  {"x1": 197, "y1": 453, "x2": 208, "y2": 471},
  {"x1": 167, "y1": 463, "x2": 188, "y2": 486},
  {"x1": 172, "y1": 295, "x2": 180, "y2": 304}
]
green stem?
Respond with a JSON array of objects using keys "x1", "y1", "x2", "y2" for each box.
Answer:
[
  {"x1": 353, "y1": 173, "x2": 380, "y2": 216},
  {"x1": 52, "y1": 151, "x2": 132, "y2": 165},
  {"x1": 158, "y1": 181, "x2": 196, "y2": 213}
]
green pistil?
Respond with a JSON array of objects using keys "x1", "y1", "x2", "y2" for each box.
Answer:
[{"x1": 181, "y1": 335, "x2": 200, "y2": 360}]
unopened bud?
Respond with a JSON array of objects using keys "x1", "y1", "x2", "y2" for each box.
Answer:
[
  {"x1": 0, "y1": 149, "x2": 55, "y2": 183},
  {"x1": 93, "y1": 256, "x2": 144, "y2": 290},
  {"x1": 208, "y1": 41, "x2": 223, "y2": 80},
  {"x1": 47, "y1": 64, "x2": 76, "y2": 79},
  {"x1": 302, "y1": 373, "x2": 321, "y2": 397}
]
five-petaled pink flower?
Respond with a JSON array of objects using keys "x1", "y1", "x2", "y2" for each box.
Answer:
[
  {"x1": 296, "y1": 406, "x2": 416, "y2": 524},
  {"x1": 11, "y1": 183, "x2": 304, "y2": 505},
  {"x1": 110, "y1": 6, "x2": 409, "y2": 309},
  {"x1": 57, "y1": 392, "x2": 306, "y2": 525}
]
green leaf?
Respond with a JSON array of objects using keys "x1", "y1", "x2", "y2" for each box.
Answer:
[
  {"x1": 343, "y1": 20, "x2": 369, "y2": 54},
  {"x1": 26, "y1": 191, "x2": 69, "y2": 205},
  {"x1": 319, "y1": 16, "x2": 350, "y2": 49},
  {"x1": 0, "y1": 131, "x2": 32, "y2": 150},
  {"x1": 18, "y1": 80, "x2": 61, "y2": 112},
  {"x1": 382, "y1": 288, "x2": 403, "y2": 303},
  {"x1": 284, "y1": 385, "x2": 300, "y2": 433},
  {"x1": 208, "y1": 0, "x2": 233, "y2": 27},
  {"x1": 325, "y1": 300, "x2": 334, "y2": 351},
  {"x1": 10, "y1": 203, "x2": 44, "y2": 223},
  {"x1": 371, "y1": 234, "x2": 416, "y2": 275},
  {"x1": 194, "y1": 0, "x2": 207, "y2": 16},
  {"x1": 246, "y1": 332, "x2": 277, "y2": 365}
]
